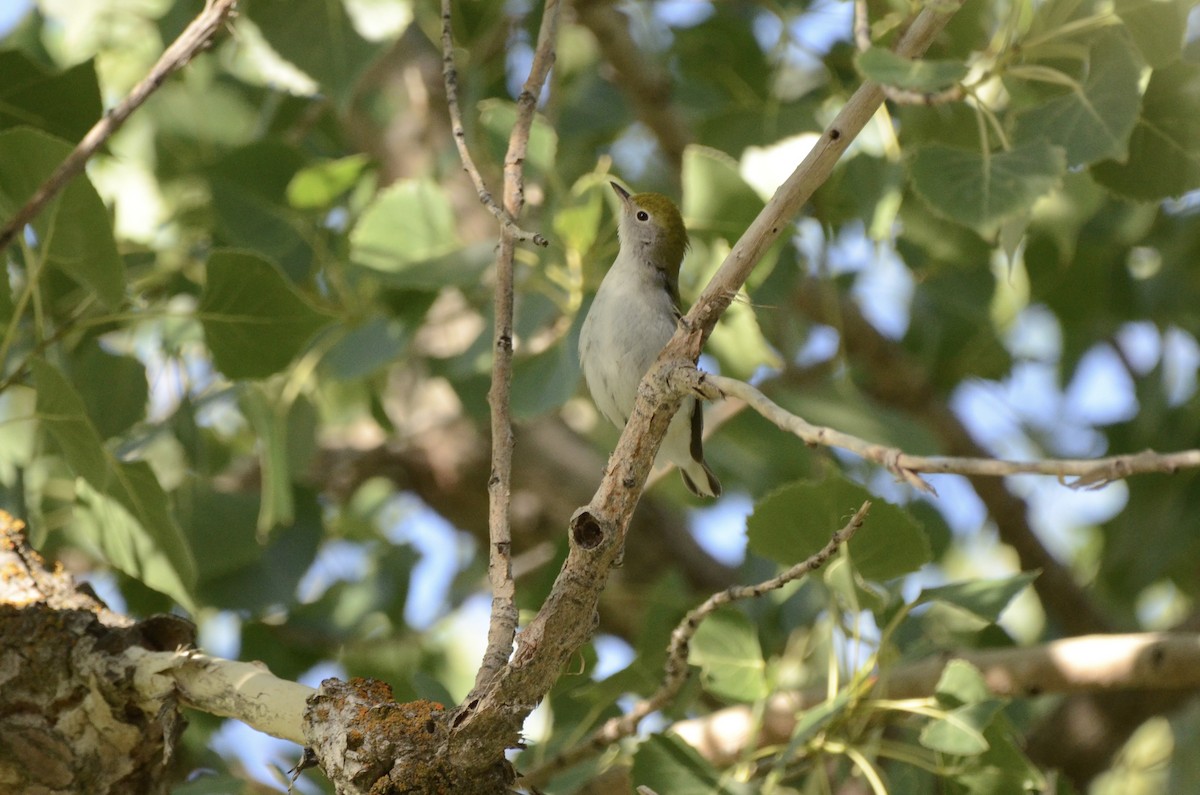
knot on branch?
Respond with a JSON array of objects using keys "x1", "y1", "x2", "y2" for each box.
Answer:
[{"x1": 569, "y1": 507, "x2": 607, "y2": 550}]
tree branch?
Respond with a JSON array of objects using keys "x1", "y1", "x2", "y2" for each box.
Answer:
[
  {"x1": 467, "y1": 0, "x2": 562, "y2": 702},
  {"x1": 710, "y1": 374, "x2": 1200, "y2": 492},
  {"x1": 440, "y1": 0, "x2": 548, "y2": 248},
  {"x1": 0, "y1": 0, "x2": 238, "y2": 255},
  {"x1": 524, "y1": 502, "x2": 871, "y2": 786},
  {"x1": 445, "y1": 0, "x2": 965, "y2": 772}
]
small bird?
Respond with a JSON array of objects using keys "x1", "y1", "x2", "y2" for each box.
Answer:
[{"x1": 578, "y1": 182, "x2": 721, "y2": 498}]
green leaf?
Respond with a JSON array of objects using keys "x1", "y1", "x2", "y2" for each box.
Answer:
[
  {"x1": 73, "y1": 342, "x2": 148, "y2": 439},
  {"x1": 189, "y1": 486, "x2": 324, "y2": 612},
  {"x1": 241, "y1": 385, "x2": 294, "y2": 532},
  {"x1": 934, "y1": 659, "x2": 993, "y2": 706},
  {"x1": 247, "y1": 0, "x2": 383, "y2": 108},
  {"x1": 0, "y1": 385, "x2": 37, "y2": 470},
  {"x1": 553, "y1": 186, "x2": 604, "y2": 256},
  {"x1": 682, "y1": 145, "x2": 764, "y2": 240},
  {"x1": 1115, "y1": 0, "x2": 1189, "y2": 68},
  {"x1": 34, "y1": 360, "x2": 197, "y2": 606},
  {"x1": 350, "y1": 179, "x2": 461, "y2": 272},
  {"x1": 0, "y1": 52, "x2": 102, "y2": 141},
  {"x1": 690, "y1": 608, "x2": 768, "y2": 702},
  {"x1": 632, "y1": 734, "x2": 750, "y2": 795},
  {"x1": 919, "y1": 701, "x2": 1004, "y2": 756},
  {"x1": 856, "y1": 47, "x2": 968, "y2": 92},
  {"x1": 0, "y1": 128, "x2": 125, "y2": 306},
  {"x1": 746, "y1": 473, "x2": 931, "y2": 582},
  {"x1": 287, "y1": 154, "x2": 371, "y2": 209},
  {"x1": 1013, "y1": 31, "x2": 1142, "y2": 167},
  {"x1": 367, "y1": 243, "x2": 494, "y2": 291},
  {"x1": 686, "y1": 240, "x2": 781, "y2": 379},
  {"x1": 1092, "y1": 61, "x2": 1200, "y2": 200},
  {"x1": 207, "y1": 141, "x2": 313, "y2": 280},
  {"x1": 909, "y1": 141, "x2": 1066, "y2": 235},
  {"x1": 916, "y1": 572, "x2": 1039, "y2": 623},
  {"x1": 786, "y1": 685, "x2": 858, "y2": 749},
  {"x1": 33, "y1": 358, "x2": 108, "y2": 486},
  {"x1": 198, "y1": 250, "x2": 334, "y2": 380}
]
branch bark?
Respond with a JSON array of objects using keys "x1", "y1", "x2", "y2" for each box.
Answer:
[{"x1": 711, "y1": 374, "x2": 1200, "y2": 491}]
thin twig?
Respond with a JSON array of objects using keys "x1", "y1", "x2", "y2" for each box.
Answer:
[
  {"x1": 440, "y1": 0, "x2": 548, "y2": 248},
  {"x1": 523, "y1": 502, "x2": 871, "y2": 785},
  {"x1": 466, "y1": 0, "x2": 562, "y2": 701},
  {"x1": 0, "y1": 0, "x2": 238, "y2": 255},
  {"x1": 709, "y1": 374, "x2": 1200, "y2": 493}
]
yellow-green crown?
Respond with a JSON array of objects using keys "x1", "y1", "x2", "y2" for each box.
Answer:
[{"x1": 631, "y1": 192, "x2": 688, "y2": 268}]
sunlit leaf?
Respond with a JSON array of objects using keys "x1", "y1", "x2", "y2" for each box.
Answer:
[
  {"x1": 916, "y1": 573, "x2": 1039, "y2": 623},
  {"x1": 690, "y1": 608, "x2": 768, "y2": 702},
  {"x1": 247, "y1": 0, "x2": 384, "y2": 107},
  {"x1": 1115, "y1": 0, "x2": 1189, "y2": 68}
]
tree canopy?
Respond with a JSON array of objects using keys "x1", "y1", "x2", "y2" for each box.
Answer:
[{"x1": 2, "y1": 0, "x2": 1200, "y2": 793}]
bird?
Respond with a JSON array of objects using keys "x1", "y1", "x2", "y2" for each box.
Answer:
[{"x1": 578, "y1": 181, "x2": 721, "y2": 498}]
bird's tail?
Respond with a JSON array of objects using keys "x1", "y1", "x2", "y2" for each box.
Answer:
[{"x1": 680, "y1": 459, "x2": 722, "y2": 498}]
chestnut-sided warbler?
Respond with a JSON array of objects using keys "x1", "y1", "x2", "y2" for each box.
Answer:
[{"x1": 578, "y1": 182, "x2": 721, "y2": 498}]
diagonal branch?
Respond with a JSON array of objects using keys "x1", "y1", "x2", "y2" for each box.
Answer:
[{"x1": 0, "y1": 0, "x2": 238, "y2": 255}]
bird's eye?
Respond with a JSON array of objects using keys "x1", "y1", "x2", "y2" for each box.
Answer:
[{"x1": 636, "y1": 210, "x2": 649, "y2": 222}]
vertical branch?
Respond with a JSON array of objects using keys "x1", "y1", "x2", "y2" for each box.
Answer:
[{"x1": 460, "y1": 0, "x2": 562, "y2": 697}]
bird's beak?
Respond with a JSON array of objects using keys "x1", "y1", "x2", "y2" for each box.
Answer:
[{"x1": 610, "y1": 181, "x2": 631, "y2": 203}]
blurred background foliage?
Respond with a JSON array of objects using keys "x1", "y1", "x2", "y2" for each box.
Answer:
[{"x1": 1, "y1": 0, "x2": 1200, "y2": 792}]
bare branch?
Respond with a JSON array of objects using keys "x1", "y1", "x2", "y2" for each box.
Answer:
[
  {"x1": 710, "y1": 374, "x2": 1200, "y2": 491},
  {"x1": 133, "y1": 648, "x2": 313, "y2": 745},
  {"x1": 440, "y1": 0, "x2": 548, "y2": 248},
  {"x1": 524, "y1": 502, "x2": 871, "y2": 785},
  {"x1": 466, "y1": 0, "x2": 562, "y2": 702},
  {"x1": 675, "y1": 632, "x2": 1200, "y2": 765},
  {"x1": 0, "y1": 0, "x2": 238, "y2": 255}
]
